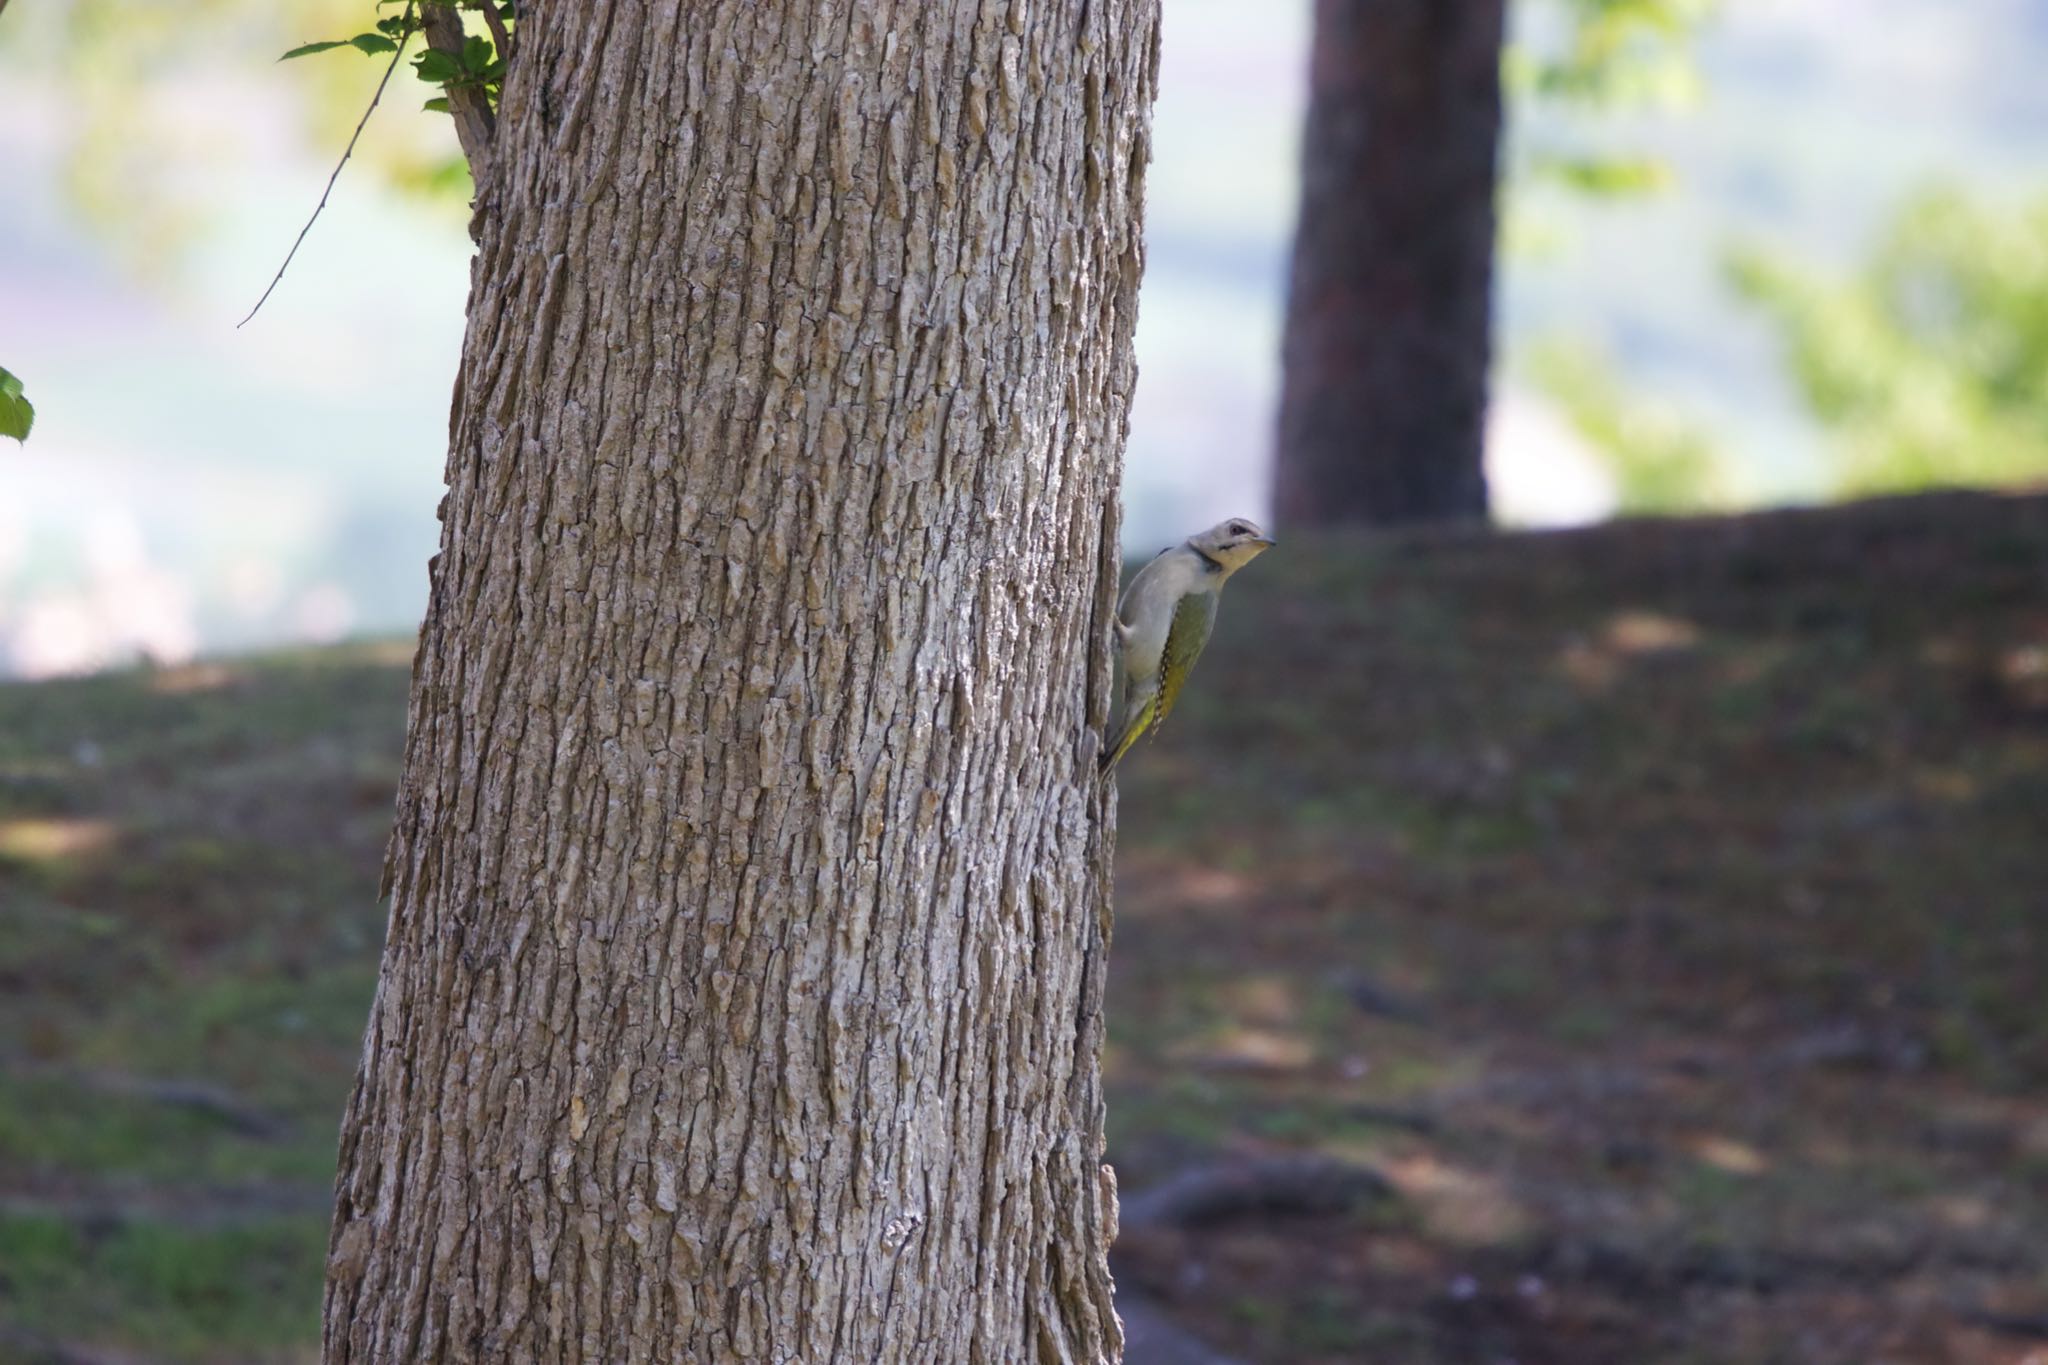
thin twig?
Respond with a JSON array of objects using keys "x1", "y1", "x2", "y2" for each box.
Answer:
[{"x1": 238, "y1": 4, "x2": 416, "y2": 328}]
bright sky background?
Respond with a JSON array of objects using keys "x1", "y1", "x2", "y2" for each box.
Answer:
[{"x1": 2, "y1": 0, "x2": 2042, "y2": 677}]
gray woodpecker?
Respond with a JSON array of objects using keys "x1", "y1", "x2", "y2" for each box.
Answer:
[{"x1": 1101, "y1": 517, "x2": 1275, "y2": 777}]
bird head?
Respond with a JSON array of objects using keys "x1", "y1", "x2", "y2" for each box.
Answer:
[{"x1": 1189, "y1": 517, "x2": 1276, "y2": 574}]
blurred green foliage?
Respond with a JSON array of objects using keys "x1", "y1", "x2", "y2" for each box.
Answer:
[
  {"x1": 1507, "y1": 0, "x2": 1719, "y2": 202},
  {"x1": 0, "y1": 0, "x2": 469, "y2": 270},
  {"x1": 1513, "y1": 0, "x2": 1715, "y2": 107},
  {"x1": 1729, "y1": 187, "x2": 2048, "y2": 496},
  {"x1": 1505, "y1": 0, "x2": 1732, "y2": 512},
  {"x1": 2, "y1": 0, "x2": 249, "y2": 273},
  {"x1": 1525, "y1": 340, "x2": 1733, "y2": 513}
]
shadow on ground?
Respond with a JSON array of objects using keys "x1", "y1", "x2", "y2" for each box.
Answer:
[
  {"x1": 1, "y1": 492, "x2": 2044, "y2": 1363},
  {"x1": 1107, "y1": 491, "x2": 2048, "y2": 1364}
]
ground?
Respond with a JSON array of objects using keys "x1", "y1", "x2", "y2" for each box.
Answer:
[{"x1": 1, "y1": 491, "x2": 2045, "y2": 1364}]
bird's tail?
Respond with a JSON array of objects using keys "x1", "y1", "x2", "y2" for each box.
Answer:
[{"x1": 1097, "y1": 698, "x2": 1156, "y2": 781}]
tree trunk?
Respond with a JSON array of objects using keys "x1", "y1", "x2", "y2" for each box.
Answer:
[
  {"x1": 323, "y1": 4, "x2": 1160, "y2": 1361},
  {"x1": 1272, "y1": 0, "x2": 1504, "y2": 528}
]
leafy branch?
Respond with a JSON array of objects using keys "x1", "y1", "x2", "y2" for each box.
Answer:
[
  {"x1": 240, "y1": 0, "x2": 517, "y2": 326},
  {"x1": 285, "y1": 0, "x2": 516, "y2": 119}
]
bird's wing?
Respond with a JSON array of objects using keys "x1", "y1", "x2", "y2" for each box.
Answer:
[
  {"x1": 1099, "y1": 690, "x2": 1156, "y2": 777},
  {"x1": 1116, "y1": 545, "x2": 1176, "y2": 623},
  {"x1": 1151, "y1": 589, "x2": 1218, "y2": 730}
]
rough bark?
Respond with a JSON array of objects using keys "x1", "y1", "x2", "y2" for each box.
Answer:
[
  {"x1": 1272, "y1": 0, "x2": 1504, "y2": 528},
  {"x1": 324, "y1": 3, "x2": 1161, "y2": 1361}
]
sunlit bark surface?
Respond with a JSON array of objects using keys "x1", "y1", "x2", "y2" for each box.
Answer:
[{"x1": 323, "y1": 4, "x2": 1162, "y2": 1360}]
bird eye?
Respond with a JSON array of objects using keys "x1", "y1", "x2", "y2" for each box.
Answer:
[{"x1": 1229, "y1": 522, "x2": 1249, "y2": 536}]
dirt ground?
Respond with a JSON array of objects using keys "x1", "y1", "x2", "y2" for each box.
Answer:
[{"x1": 1, "y1": 490, "x2": 2044, "y2": 1363}]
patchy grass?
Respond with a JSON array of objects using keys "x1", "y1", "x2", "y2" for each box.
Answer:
[
  {"x1": 2, "y1": 494, "x2": 2046, "y2": 1361},
  {"x1": 0, "y1": 646, "x2": 407, "y2": 1363},
  {"x1": 0, "y1": 1210, "x2": 324, "y2": 1360}
]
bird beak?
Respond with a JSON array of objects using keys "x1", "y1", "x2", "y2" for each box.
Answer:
[{"x1": 1254, "y1": 536, "x2": 1277, "y2": 548}]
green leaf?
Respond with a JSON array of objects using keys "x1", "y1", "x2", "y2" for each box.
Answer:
[
  {"x1": 461, "y1": 35, "x2": 493, "y2": 72},
  {"x1": 413, "y1": 49, "x2": 462, "y2": 83},
  {"x1": 422, "y1": 97, "x2": 451, "y2": 113},
  {"x1": 348, "y1": 33, "x2": 398, "y2": 55},
  {"x1": 279, "y1": 40, "x2": 350, "y2": 60},
  {"x1": 0, "y1": 366, "x2": 33, "y2": 444}
]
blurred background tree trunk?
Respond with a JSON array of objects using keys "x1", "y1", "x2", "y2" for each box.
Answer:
[
  {"x1": 1273, "y1": 0, "x2": 1506, "y2": 528},
  {"x1": 320, "y1": 5, "x2": 1160, "y2": 1361}
]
